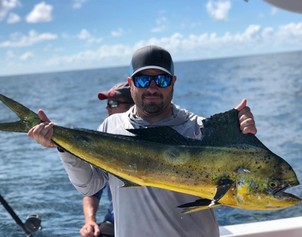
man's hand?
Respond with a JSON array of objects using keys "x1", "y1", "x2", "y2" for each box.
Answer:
[
  {"x1": 27, "y1": 109, "x2": 56, "y2": 148},
  {"x1": 80, "y1": 221, "x2": 101, "y2": 237},
  {"x1": 235, "y1": 99, "x2": 257, "y2": 135}
]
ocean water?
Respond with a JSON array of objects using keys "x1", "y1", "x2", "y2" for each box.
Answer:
[{"x1": 0, "y1": 50, "x2": 301, "y2": 236}]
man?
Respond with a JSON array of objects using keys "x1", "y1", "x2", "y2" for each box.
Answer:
[
  {"x1": 81, "y1": 82, "x2": 134, "y2": 237},
  {"x1": 98, "y1": 82, "x2": 134, "y2": 116},
  {"x1": 28, "y1": 45, "x2": 256, "y2": 237}
]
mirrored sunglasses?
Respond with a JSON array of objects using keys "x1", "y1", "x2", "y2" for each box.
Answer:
[
  {"x1": 132, "y1": 74, "x2": 173, "y2": 88},
  {"x1": 107, "y1": 100, "x2": 132, "y2": 108}
]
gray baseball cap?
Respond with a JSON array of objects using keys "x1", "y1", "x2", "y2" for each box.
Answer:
[{"x1": 129, "y1": 45, "x2": 174, "y2": 77}]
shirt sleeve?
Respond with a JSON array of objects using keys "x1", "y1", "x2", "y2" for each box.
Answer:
[{"x1": 59, "y1": 151, "x2": 107, "y2": 196}]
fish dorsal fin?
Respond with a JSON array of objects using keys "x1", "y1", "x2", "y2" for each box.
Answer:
[
  {"x1": 201, "y1": 109, "x2": 267, "y2": 149},
  {"x1": 127, "y1": 109, "x2": 267, "y2": 149},
  {"x1": 127, "y1": 126, "x2": 201, "y2": 146}
]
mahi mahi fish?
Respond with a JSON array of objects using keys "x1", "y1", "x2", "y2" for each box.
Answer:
[{"x1": 0, "y1": 94, "x2": 300, "y2": 212}]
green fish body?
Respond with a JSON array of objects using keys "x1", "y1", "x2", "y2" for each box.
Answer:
[{"x1": 0, "y1": 94, "x2": 300, "y2": 211}]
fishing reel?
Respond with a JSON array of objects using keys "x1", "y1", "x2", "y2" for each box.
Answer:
[
  {"x1": 0, "y1": 194, "x2": 42, "y2": 237},
  {"x1": 24, "y1": 214, "x2": 42, "y2": 236}
]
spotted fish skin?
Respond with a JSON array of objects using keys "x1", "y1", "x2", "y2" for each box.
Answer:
[{"x1": 0, "y1": 94, "x2": 301, "y2": 211}]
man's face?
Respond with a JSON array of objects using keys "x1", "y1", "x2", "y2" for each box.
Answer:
[
  {"x1": 128, "y1": 69, "x2": 176, "y2": 116},
  {"x1": 106, "y1": 100, "x2": 132, "y2": 116}
]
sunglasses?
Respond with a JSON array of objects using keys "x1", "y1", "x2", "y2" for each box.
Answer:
[
  {"x1": 107, "y1": 100, "x2": 132, "y2": 108},
  {"x1": 132, "y1": 74, "x2": 173, "y2": 88}
]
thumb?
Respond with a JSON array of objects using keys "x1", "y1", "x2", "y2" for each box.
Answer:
[
  {"x1": 38, "y1": 109, "x2": 51, "y2": 122},
  {"x1": 235, "y1": 98, "x2": 247, "y2": 111}
]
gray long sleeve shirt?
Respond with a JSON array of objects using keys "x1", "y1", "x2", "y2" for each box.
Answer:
[{"x1": 60, "y1": 104, "x2": 219, "y2": 237}]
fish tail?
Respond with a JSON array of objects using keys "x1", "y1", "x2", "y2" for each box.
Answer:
[{"x1": 0, "y1": 94, "x2": 40, "y2": 133}]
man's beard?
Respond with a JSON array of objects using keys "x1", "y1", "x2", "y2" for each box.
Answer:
[
  {"x1": 142, "y1": 102, "x2": 164, "y2": 114},
  {"x1": 141, "y1": 93, "x2": 164, "y2": 114}
]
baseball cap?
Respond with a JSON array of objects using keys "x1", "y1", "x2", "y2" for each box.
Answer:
[
  {"x1": 129, "y1": 45, "x2": 174, "y2": 77},
  {"x1": 98, "y1": 82, "x2": 134, "y2": 103}
]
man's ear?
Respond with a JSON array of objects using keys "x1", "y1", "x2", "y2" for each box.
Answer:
[{"x1": 127, "y1": 77, "x2": 132, "y2": 86}]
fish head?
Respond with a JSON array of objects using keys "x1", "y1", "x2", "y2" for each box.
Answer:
[{"x1": 233, "y1": 152, "x2": 301, "y2": 210}]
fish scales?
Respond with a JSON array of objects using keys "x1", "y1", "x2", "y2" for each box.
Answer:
[{"x1": 0, "y1": 94, "x2": 300, "y2": 211}]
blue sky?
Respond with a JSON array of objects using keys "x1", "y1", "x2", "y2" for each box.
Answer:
[{"x1": 0, "y1": 0, "x2": 301, "y2": 76}]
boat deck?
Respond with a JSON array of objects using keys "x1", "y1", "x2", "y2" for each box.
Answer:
[{"x1": 219, "y1": 216, "x2": 302, "y2": 237}]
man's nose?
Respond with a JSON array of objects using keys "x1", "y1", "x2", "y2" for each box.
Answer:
[{"x1": 149, "y1": 79, "x2": 157, "y2": 89}]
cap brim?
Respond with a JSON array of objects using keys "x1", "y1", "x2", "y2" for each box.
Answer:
[
  {"x1": 98, "y1": 92, "x2": 108, "y2": 100},
  {"x1": 130, "y1": 65, "x2": 173, "y2": 77}
]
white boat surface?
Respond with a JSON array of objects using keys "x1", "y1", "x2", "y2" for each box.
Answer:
[{"x1": 219, "y1": 216, "x2": 302, "y2": 237}]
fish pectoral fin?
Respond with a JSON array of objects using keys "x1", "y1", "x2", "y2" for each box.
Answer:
[
  {"x1": 211, "y1": 178, "x2": 234, "y2": 206},
  {"x1": 178, "y1": 198, "x2": 212, "y2": 207},
  {"x1": 178, "y1": 199, "x2": 220, "y2": 214},
  {"x1": 178, "y1": 178, "x2": 233, "y2": 214}
]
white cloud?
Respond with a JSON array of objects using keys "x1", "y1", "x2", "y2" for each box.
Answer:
[
  {"x1": 45, "y1": 44, "x2": 133, "y2": 67},
  {"x1": 7, "y1": 12, "x2": 20, "y2": 23},
  {"x1": 77, "y1": 29, "x2": 103, "y2": 43},
  {"x1": 111, "y1": 28, "x2": 125, "y2": 37},
  {"x1": 48, "y1": 22, "x2": 302, "y2": 66},
  {"x1": 20, "y1": 51, "x2": 33, "y2": 60},
  {"x1": 0, "y1": 30, "x2": 57, "y2": 48},
  {"x1": 0, "y1": 0, "x2": 20, "y2": 21},
  {"x1": 277, "y1": 22, "x2": 302, "y2": 41},
  {"x1": 72, "y1": 0, "x2": 88, "y2": 9},
  {"x1": 77, "y1": 29, "x2": 91, "y2": 40},
  {"x1": 20, "y1": 21, "x2": 302, "y2": 73},
  {"x1": 206, "y1": 0, "x2": 231, "y2": 21},
  {"x1": 150, "y1": 17, "x2": 167, "y2": 33},
  {"x1": 26, "y1": 1, "x2": 53, "y2": 23}
]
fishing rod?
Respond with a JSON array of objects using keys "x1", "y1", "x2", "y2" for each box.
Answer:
[{"x1": 0, "y1": 194, "x2": 42, "y2": 237}]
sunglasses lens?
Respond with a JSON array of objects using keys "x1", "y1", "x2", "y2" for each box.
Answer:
[
  {"x1": 107, "y1": 100, "x2": 119, "y2": 108},
  {"x1": 155, "y1": 75, "x2": 172, "y2": 88},
  {"x1": 132, "y1": 74, "x2": 172, "y2": 88},
  {"x1": 133, "y1": 75, "x2": 151, "y2": 88}
]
